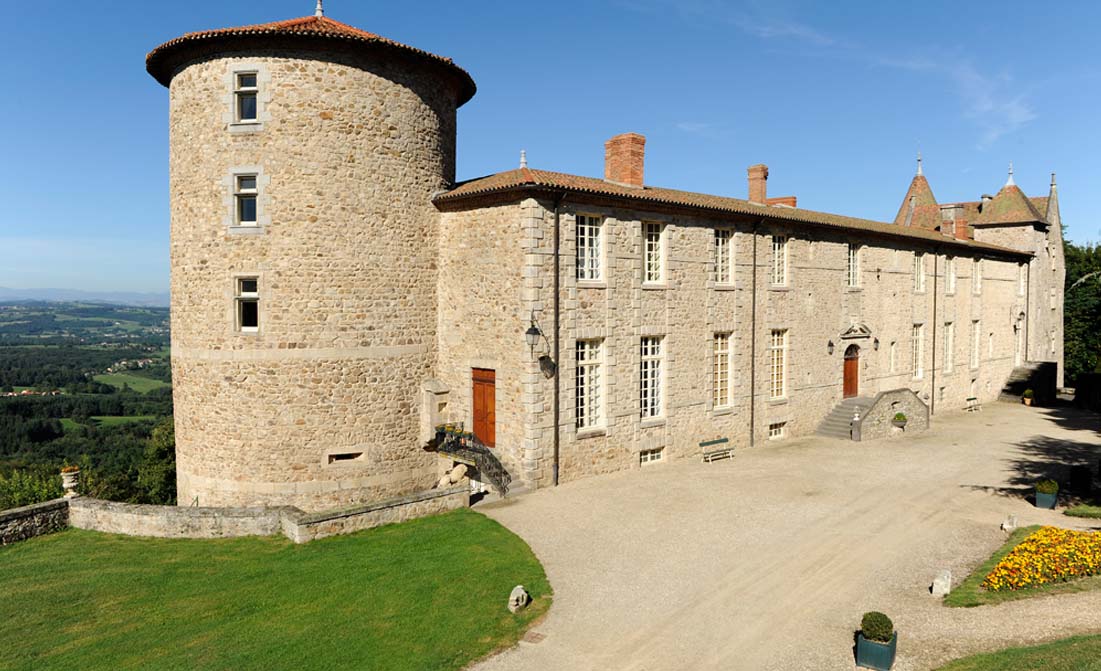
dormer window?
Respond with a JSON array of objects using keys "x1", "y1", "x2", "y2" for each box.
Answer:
[{"x1": 235, "y1": 72, "x2": 258, "y2": 122}]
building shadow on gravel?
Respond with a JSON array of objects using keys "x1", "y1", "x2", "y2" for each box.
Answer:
[{"x1": 960, "y1": 434, "x2": 1101, "y2": 505}]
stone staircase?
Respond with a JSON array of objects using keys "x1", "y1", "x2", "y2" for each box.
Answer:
[
  {"x1": 998, "y1": 362, "x2": 1056, "y2": 403},
  {"x1": 816, "y1": 397, "x2": 874, "y2": 440}
]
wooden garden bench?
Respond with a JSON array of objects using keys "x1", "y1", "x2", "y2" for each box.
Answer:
[{"x1": 965, "y1": 397, "x2": 982, "y2": 412}]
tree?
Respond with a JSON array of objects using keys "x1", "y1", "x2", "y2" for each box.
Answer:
[
  {"x1": 1063, "y1": 239, "x2": 1101, "y2": 386},
  {"x1": 137, "y1": 418, "x2": 176, "y2": 505}
]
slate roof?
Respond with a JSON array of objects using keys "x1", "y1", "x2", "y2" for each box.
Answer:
[
  {"x1": 146, "y1": 15, "x2": 476, "y2": 104},
  {"x1": 436, "y1": 168, "x2": 1029, "y2": 258}
]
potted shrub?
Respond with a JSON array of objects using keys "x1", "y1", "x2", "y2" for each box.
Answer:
[
  {"x1": 891, "y1": 412, "x2": 907, "y2": 429},
  {"x1": 1023, "y1": 389, "x2": 1035, "y2": 406},
  {"x1": 855, "y1": 611, "x2": 897, "y2": 670},
  {"x1": 1035, "y1": 479, "x2": 1059, "y2": 509}
]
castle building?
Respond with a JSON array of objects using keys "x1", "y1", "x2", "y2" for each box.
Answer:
[{"x1": 147, "y1": 7, "x2": 1064, "y2": 510}]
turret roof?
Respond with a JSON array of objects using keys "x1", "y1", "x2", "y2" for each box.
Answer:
[{"x1": 146, "y1": 14, "x2": 476, "y2": 104}]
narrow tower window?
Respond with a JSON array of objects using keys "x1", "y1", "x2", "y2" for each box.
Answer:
[
  {"x1": 236, "y1": 277, "x2": 259, "y2": 333},
  {"x1": 235, "y1": 175, "x2": 258, "y2": 226},
  {"x1": 235, "y1": 72, "x2": 258, "y2": 122},
  {"x1": 714, "y1": 229, "x2": 734, "y2": 284},
  {"x1": 771, "y1": 235, "x2": 788, "y2": 286},
  {"x1": 847, "y1": 244, "x2": 860, "y2": 287},
  {"x1": 643, "y1": 222, "x2": 665, "y2": 284}
]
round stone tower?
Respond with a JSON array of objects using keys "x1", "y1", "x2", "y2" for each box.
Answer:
[{"x1": 147, "y1": 10, "x2": 475, "y2": 510}]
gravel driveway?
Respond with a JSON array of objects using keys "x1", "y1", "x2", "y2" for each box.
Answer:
[{"x1": 474, "y1": 403, "x2": 1101, "y2": 671}]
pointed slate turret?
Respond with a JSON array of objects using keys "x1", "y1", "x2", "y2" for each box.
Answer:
[
  {"x1": 1045, "y1": 172, "x2": 1060, "y2": 227},
  {"x1": 975, "y1": 164, "x2": 1046, "y2": 225},
  {"x1": 893, "y1": 154, "x2": 941, "y2": 229}
]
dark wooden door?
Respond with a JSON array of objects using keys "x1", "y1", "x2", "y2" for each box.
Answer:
[
  {"x1": 472, "y1": 368, "x2": 496, "y2": 447},
  {"x1": 843, "y1": 345, "x2": 859, "y2": 398}
]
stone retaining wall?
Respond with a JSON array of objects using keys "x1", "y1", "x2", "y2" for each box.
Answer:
[
  {"x1": 69, "y1": 498, "x2": 286, "y2": 539},
  {"x1": 853, "y1": 388, "x2": 930, "y2": 442},
  {"x1": 0, "y1": 498, "x2": 69, "y2": 545},
  {"x1": 281, "y1": 485, "x2": 469, "y2": 544}
]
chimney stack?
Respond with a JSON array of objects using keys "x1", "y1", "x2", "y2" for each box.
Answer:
[
  {"x1": 748, "y1": 164, "x2": 768, "y2": 203},
  {"x1": 604, "y1": 133, "x2": 646, "y2": 187}
]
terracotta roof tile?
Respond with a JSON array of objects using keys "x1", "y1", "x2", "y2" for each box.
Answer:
[
  {"x1": 893, "y1": 175, "x2": 941, "y2": 229},
  {"x1": 146, "y1": 15, "x2": 475, "y2": 104},
  {"x1": 436, "y1": 169, "x2": 1029, "y2": 258},
  {"x1": 974, "y1": 185, "x2": 1046, "y2": 225}
]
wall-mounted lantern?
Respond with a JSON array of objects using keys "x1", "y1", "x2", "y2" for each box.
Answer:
[
  {"x1": 827, "y1": 340, "x2": 835, "y2": 356},
  {"x1": 873, "y1": 338, "x2": 880, "y2": 351}
]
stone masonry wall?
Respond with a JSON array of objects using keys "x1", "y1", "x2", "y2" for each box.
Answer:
[
  {"x1": 854, "y1": 388, "x2": 930, "y2": 441},
  {"x1": 503, "y1": 197, "x2": 1032, "y2": 484},
  {"x1": 69, "y1": 498, "x2": 285, "y2": 539},
  {"x1": 281, "y1": 485, "x2": 468, "y2": 543},
  {"x1": 167, "y1": 49, "x2": 458, "y2": 510},
  {"x1": 0, "y1": 499, "x2": 69, "y2": 545}
]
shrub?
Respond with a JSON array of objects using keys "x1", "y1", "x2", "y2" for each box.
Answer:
[
  {"x1": 1036, "y1": 479, "x2": 1059, "y2": 495},
  {"x1": 860, "y1": 611, "x2": 894, "y2": 643},
  {"x1": 1023, "y1": 389, "x2": 1035, "y2": 399},
  {"x1": 893, "y1": 412, "x2": 907, "y2": 422},
  {"x1": 0, "y1": 467, "x2": 63, "y2": 510}
]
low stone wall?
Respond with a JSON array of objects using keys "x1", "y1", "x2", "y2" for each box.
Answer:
[
  {"x1": 853, "y1": 388, "x2": 930, "y2": 442},
  {"x1": 281, "y1": 485, "x2": 469, "y2": 544},
  {"x1": 69, "y1": 498, "x2": 288, "y2": 539},
  {"x1": 0, "y1": 498, "x2": 69, "y2": 545}
]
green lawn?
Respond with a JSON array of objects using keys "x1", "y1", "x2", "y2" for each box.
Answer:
[
  {"x1": 934, "y1": 635, "x2": 1101, "y2": 670},
  {"x1": 93, "y1": 372, "x2": 170, "y2": 393},
  {"x1": 945, "y1": 525, "x2": 1101, "y2": 607},
  {"x1": 1066, "y1": 504, "x2": 1101, "y2": 519},
  {"x1": 59, "y1": 418, "x2": 81, "y2": 431},
  {"x1": 89, "y1": 415, "x2": 158, "y2": 426},
  {"x1": 0, "y1": 509, "x2": 550, "y2": 671}
]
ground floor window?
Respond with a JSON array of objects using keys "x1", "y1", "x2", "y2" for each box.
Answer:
[
  {"x1": 712, "y1": 332, "x2": 732, "y2": 408},
  {"x1": 575, "y1": 339, "x2": 603, "y2": 430},
  {"x1": 769, "y1": 330, "x2": 788, "y2": 399},
  {"x1": 768, "y1": 422, "x2": 786, "y2": 440},
  {"x1": 235, "y1": 277, "x2": 259, "y2": 332},
  {"x1": 640, "y1": 336, "x2": 664, "y2": 419},
  {"x1": 639, "y1": 447, "x2": 664, "y2": 464}
]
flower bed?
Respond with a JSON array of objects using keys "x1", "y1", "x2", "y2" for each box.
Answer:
[{"x1": 982, "y1": 526, "x2": 1101, "y2": 592}]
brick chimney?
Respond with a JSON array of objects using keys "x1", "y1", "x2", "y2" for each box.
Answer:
[
  {"x1": 604, "y1": 133, "x2": 646, "y2": 187},
  {"x1": 747, "y1": 164, "x2": 768, "y2": 203}
]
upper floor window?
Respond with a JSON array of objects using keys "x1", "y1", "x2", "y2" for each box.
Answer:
[
  {"x1": 643, "y1": 222, "x2": 666, "y2": 284},
  {"x1": 771, "y1": 235, "x2": 788, "y2": 286},
  {"x1": 911, "y1": 324, "x2": 924, "y2": 379},
  {"x1": 235, "y1": 175, "x2": 258, "y2": 226},
  {"x1": 970, "y1": 320, "x2": 981, "y2": 368},
  {"x1": 236, "y1": 277, "x2": 259, "y2": 333},
  {"x1": 846, "y1": 244, "x2": 860, "y2": 287},
  {"x1": 1018, "y1": 263, "x2": 1027, "y2": 296},
  {"x1": 945, "y1": 257, "x2": 957, "y2": 294},
  {"x1": 769, "y1": 329, "x2": 788, "y2": 399},
  {"x1": 714, "y1": 229, "x2": 734, "y2": 285},
  {"x1": 913, "y1": 253, "x2": 926, "y2": 293},
  {"x1": 576, "y1": 215, "x2": 603, "y2": 281},
  {"x1": 640, "y1": 336, "x2": 664, "y2": 419},
  {"x1": 575, "y1": 339, "x2": 604, "y2": 430},
  {"x1": 944, "y1": 322, "x2": 955, "y2": 374},
  {"x1": 973, "y1": 259, "x2": 983, "y2": 294},
  {"x1": 712, "y1": 333, "x2": 732, "y2": 408},
  {"x1": 235, "y1": 72, "x2": 258, "y2": 122}
]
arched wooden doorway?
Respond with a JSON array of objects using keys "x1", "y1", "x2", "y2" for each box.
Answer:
[{"x1": 843, "y1": 344, "x2": 860, "y2": 398}]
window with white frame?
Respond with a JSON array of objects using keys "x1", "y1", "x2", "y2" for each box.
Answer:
[
  {"x1": 712, "y1": 333, "x2": 732, "y2": 408},
  {"x1": 639, "y1": 447, "x2": 664, "y2": 464},
  {"x1": 235, "y1": 175, "x2": 258, "y2": 226},
  {"x1": 714, "y1": 229, "x2": 734, "y2": 285},
  {"x1": 769, "y1": 329, "x2": 788, "y2": 399},
  {"x1": 913, "y1": 253, "x2": 926, "y2": 292},
  {"x1": 945, "y1": 257, "x2": 957, "y2": 294},
  {"x1": 944, "y1": 322, "x2": 954, "y2": 374},
  {"x1": 575, "y1": 339, "x2": 603, "y2": 430},
  {"x1": 236, "y1": 277, "x2": 259, "y2": 333},
  {"x1": 911, "y1": 324, "x2": 924, "y2": 379},
  {"x1": 234, "y1": 72, "x2": 259, "y2": 122},
  {"x1": 640, "y1": 336, "x2": 664, "y2": 419},
  {"x1": 643, "y1": 222, "x2": 665, "y2": 284},
  {"x1": 771, "y1": 235, "x2": 788, "y2": 286},
  {"x1": 576, "y1": 215, "x2": 603, "y2": 281},
  {"x1": 768, "y1": 422, "x2": 786, "y2": 440},
  {"x1": 1018, "y1": 264, "x2": 1027, "y2": 296},
  {"x1": 973, "y1": 259, "x2": 983, "y2": 294},
  {"x1": 889, "y1": 341, "x2": 897, "y2": 373},
  {"x1": 971, "y1": 320, "x2": 981, "y2": 368},
  {"x1": 847, "y1": 244, "x2": 860, "y2": 287}
]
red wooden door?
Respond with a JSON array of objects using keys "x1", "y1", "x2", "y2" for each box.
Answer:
[
  {"x1": 843, "y1": 345, "x2": 859, "y2": 398},
  {"x1": 472, "y1": 369, "x2": 496, "y2": 447}
]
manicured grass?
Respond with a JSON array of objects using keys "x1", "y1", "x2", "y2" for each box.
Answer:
[
  {"x1": 945, "y1": 525, "x2": 1101, "y2": 607},
  {"x1": 89, "y1": 415, "x2": 158, "y2": 426},
  {"x1": 59, "y1": 418, "x2": 81, "y2": 431},
  {"x1": 934, "y1": 635, "x2": 1101, "y2": 670},
  {"x1": 93, "y1": 372, "x2": 170, "y2": 393},
  {"x1": 0, "y1": 509, "x2": 551, "y2": 671},
  {"x1": 1065, "y1": 503, "x2": 1101, "y2": 519}
]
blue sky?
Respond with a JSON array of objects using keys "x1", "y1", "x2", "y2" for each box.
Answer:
[{"x1": 1, "y1": 0, "x2": 1098, "y2": 292}]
